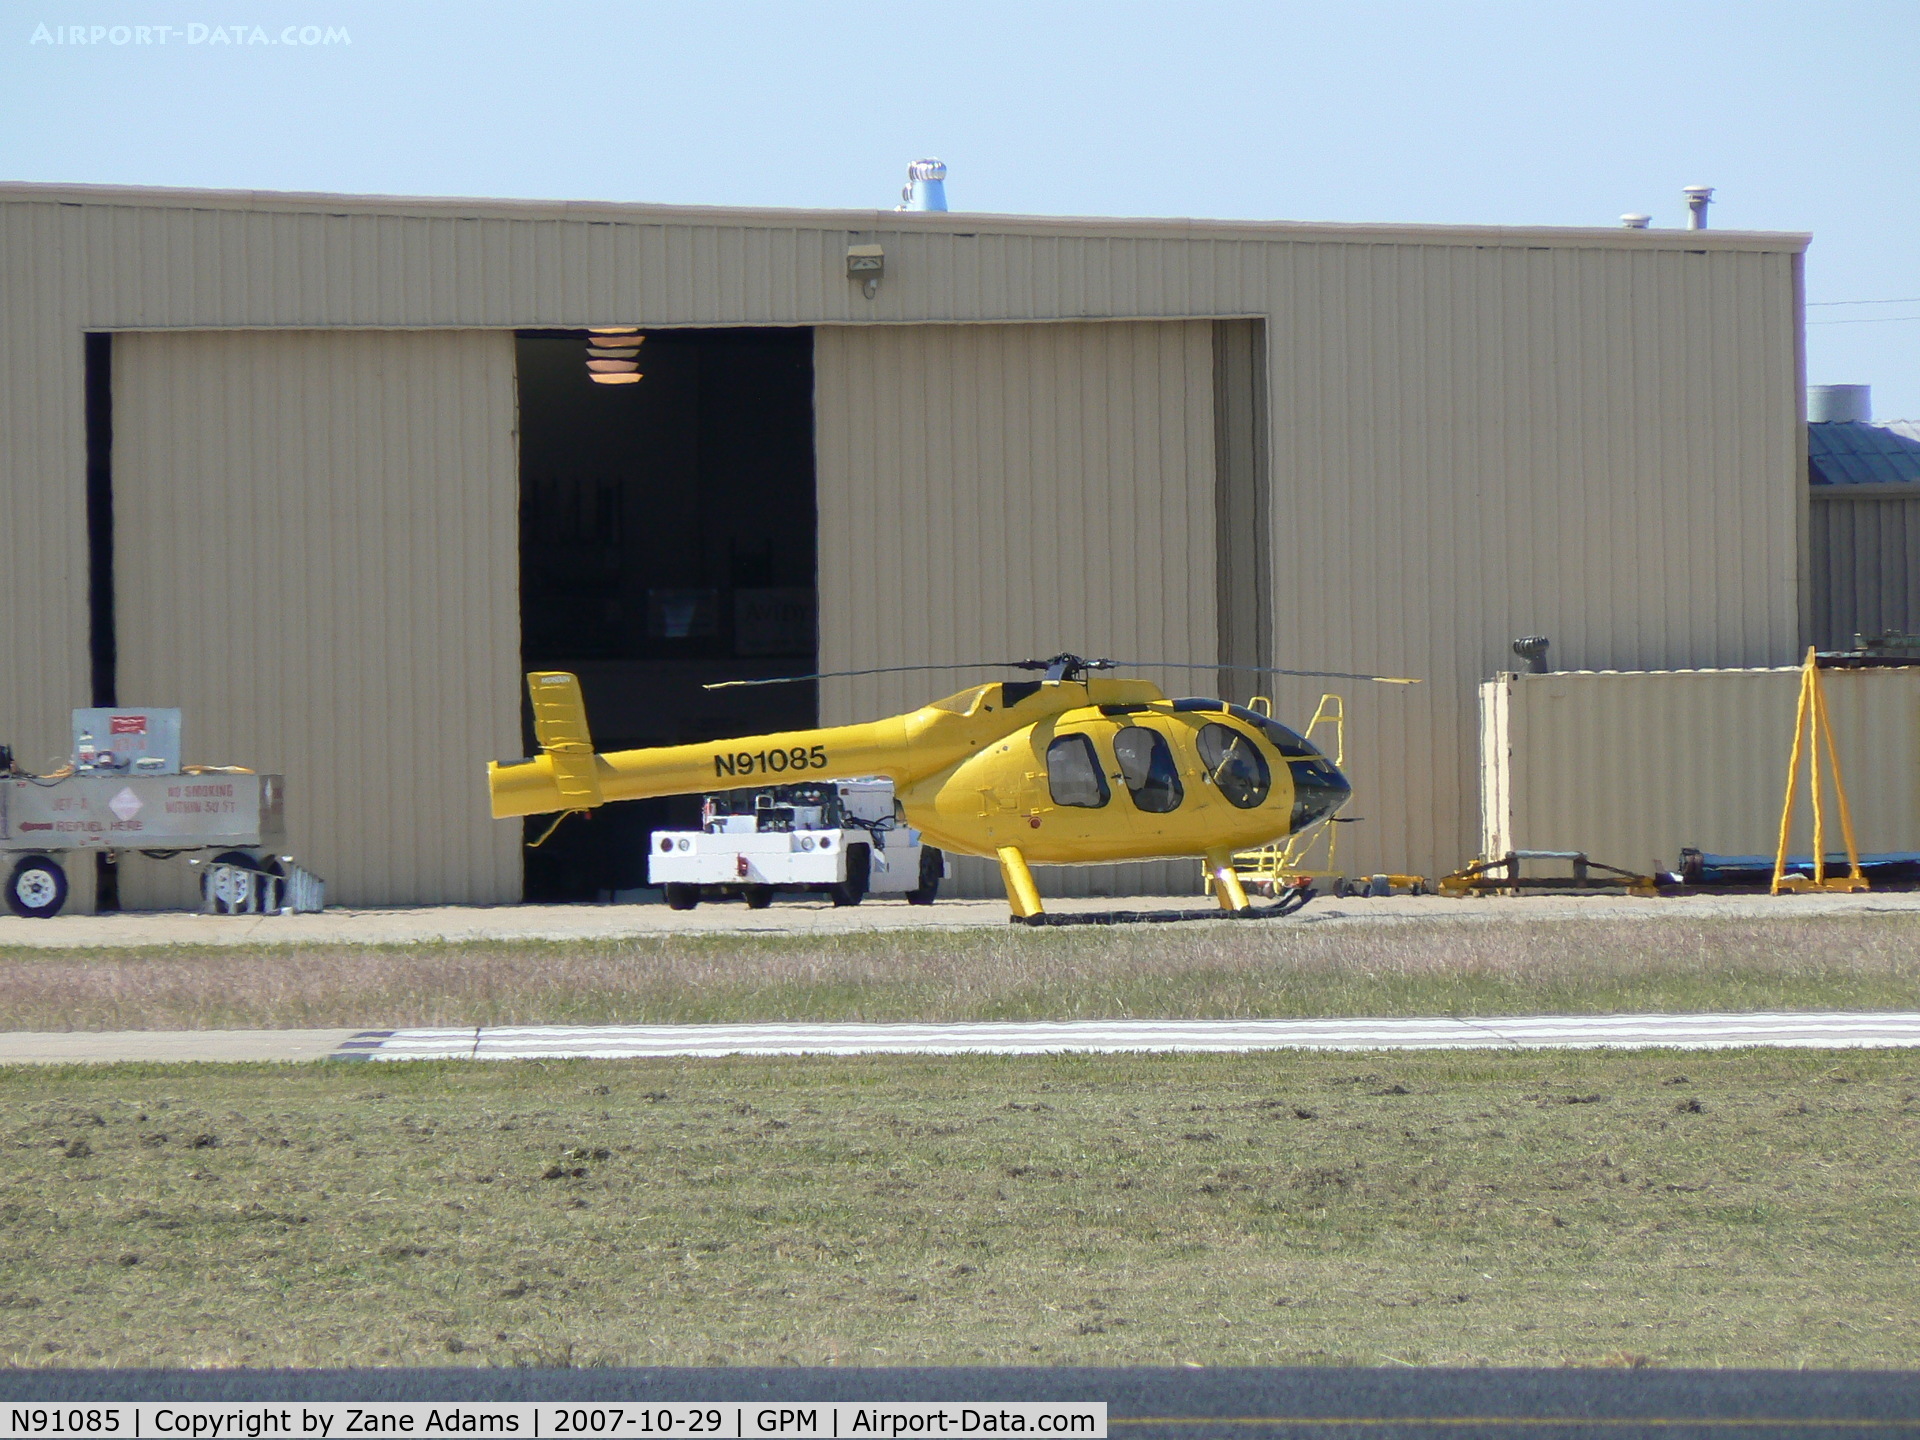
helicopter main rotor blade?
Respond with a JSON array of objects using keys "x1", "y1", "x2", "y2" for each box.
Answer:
[
  {"x1": 1108, "y1": 660, "x2": 1423, "y2": 685},
  {"x1": 704, "y1": 662, "x2": 1027, "y2": 691}
]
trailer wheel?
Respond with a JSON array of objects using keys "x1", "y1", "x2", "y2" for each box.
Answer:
[
  {"x1": 6, "y1": 855, "x2": 69, "y2": 919},
  {"x1": 830, "y1": 844, "x2": 870, "y2": 907},
  {"x1": 664, "y1": 884, "x2": 700, "y2": 911},
  {"x1": 905, "y1": 846, "x2": 943, "y2": 906},
  {"x1": 742, "y1": 885, "x2": 774, "y2": 909},
  {"x1": 203, "y1": 850, "x2": 267, "y2": 913}
]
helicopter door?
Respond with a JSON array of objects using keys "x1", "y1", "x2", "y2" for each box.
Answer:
[
  {"x1": 1111, "y1": 726, "x2": 1184, "y2": 813},
  {"x1": 1045, "y1": 733, "x2": 1110, "y2": 808},
  {"x1": 1196, "y1": 721, "x2": 1272, "y2": 808}
]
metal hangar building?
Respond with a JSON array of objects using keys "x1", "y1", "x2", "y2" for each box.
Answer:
[{"x1": 0, "y1": 182, "x2": 1810, "y2": 906}]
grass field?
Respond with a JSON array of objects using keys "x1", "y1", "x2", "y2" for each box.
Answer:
[
  {"x1": 3, "y1": 912, "x2": 1920, "y2": 1031},
  {"x1": 1, "y1": 1049, "x2": 1916, "y2": 1369}
]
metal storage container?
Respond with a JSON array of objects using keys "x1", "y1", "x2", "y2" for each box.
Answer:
[{"x1": 1480, "y1": 667, "x2": 1920, "y2": 877}]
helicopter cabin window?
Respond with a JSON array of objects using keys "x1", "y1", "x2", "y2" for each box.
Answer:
[
  {"x1": 1197, "y1": 722, "x2": 1270, "y2": 809},
  {"x1": 1046, "y1": 734, "x2": 1110, "y2": 808},
  {"x1": 1112, "y1": 726, "x2": 1184, "y2": 813}
]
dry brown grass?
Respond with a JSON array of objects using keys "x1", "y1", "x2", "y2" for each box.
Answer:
[
  {"x1": 2, "y1": 912, "x2": 1918, "y2": 1031},
  {"x1": 1, "y1": 1048, "x2": 1916, "y2": 1369}
]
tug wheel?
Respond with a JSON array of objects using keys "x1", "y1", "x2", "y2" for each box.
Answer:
[
  {"x1": 6, "y1": 855, "x2": 68, "y2": 919},
  {"x1": 905, "y1": 846, "x2": 943, "y2": 906},
  {"x1": 830, "y1": 844, "x2": 870, "y2": 907},
  {"x1": 664, "y1": 884, "x2": 700, "y2": 911},
  {"x1": 741, "y1": 885, "x2": 774, "y2": 910}
]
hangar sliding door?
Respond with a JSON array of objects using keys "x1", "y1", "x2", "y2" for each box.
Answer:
[
  {"x1": 111, "y1": 330, "x2": 522, "y2": 908},
  {"x1": 815, "y1": 320, "x2": 1218, "y2": 898}
]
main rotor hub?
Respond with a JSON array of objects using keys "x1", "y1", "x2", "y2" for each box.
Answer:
[{"x1": 1014, "y1": 653, "x2": 1115, "y2": 684}]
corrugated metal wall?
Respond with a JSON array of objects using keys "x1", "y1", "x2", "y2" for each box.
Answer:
[
  {"x1": 815, "y1": 320, "x2": 1217, "y2": 897},
  {"x1": 0, "y1": 203, "x2": 93, "y2": 781},
  {"x1": 1213, "y1": 319, "x2": 1269, "y2": 704},
  {"x1": 0, "y1": 186, "x2": 1807, "y2": 899},
  {"x1": 1481, "y1": 667, "x2": 1920, "y2": 875},
  {"x1": 1810, "y1": 486, "x2": 1920, "y2": 648},
  {"x1": 1264, "y1": 243, "x2": 1803, "y2": 882},
  {"x1": 109, "y1": 330, "x2": 523, "y2": 907}
]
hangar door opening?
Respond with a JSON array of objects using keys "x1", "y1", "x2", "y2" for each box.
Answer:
[{"x1": 516, "y1": 328, "x2": 817, "y2": 901}]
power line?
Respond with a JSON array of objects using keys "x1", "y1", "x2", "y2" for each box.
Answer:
[{"x1": 1808, "y1": 297, "x2": 1920, "y2": 307}]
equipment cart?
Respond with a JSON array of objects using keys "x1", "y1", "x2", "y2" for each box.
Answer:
[
  {"x1": 649, "y1": 777, "x2": 943, "y2": 910},
  {"x1": 0, "y1": 708, "x2": 321, "y2": 917}
]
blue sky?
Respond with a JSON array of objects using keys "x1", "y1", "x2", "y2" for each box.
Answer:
[{"x1": 6, "y1": 1, "x2": 1917, "y2": 414}]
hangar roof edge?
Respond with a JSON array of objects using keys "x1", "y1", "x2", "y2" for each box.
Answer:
[{"x1": 0, "y1": 179, "x2": 1813, "y2": 254}]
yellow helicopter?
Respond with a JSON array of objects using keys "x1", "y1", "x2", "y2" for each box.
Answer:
[{"x1": 487, "y1": 654, "x2": 1415, "y2": 922}]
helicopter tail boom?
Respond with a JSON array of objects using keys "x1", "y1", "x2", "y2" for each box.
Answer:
[
  {"x1": 487, "y1": 670, "x2": 1171, "y2": 822},
  {"x1": 488, "y1": 714, "x2": 918, "y2": 820}
]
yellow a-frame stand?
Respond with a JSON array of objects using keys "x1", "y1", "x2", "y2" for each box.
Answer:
[{"x1": 1771, "y1": 647, "x2": 1870, "y2": 895}]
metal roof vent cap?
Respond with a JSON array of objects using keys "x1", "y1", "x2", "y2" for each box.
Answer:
[
  {"x1": 899, "y1": 158, "x2": 949, "y2": 213},
  {"x1": 1512, "y1": 636, "x2": 1551, "y2": 674},
  {"x1": 1683, "y1": 185, "x2": 1714, "y2": 230},
  {"x1": 1809, "y1": 385, "x2": 1871, "y2": 424},
  {"x1": 1619, "y1": 213, "x2": 1651, "y2": 229}
]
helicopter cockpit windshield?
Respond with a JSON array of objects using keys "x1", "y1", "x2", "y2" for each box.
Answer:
[
  {"x1": 1224, "y1": 705, "x2": 1319, "y2": 758},
  {"x1": 1170, "y1": 698, "x2": 1349, "y2": 829}
]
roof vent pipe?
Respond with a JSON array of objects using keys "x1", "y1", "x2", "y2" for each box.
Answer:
[
  {"x1": 1683, "y1": 185, "x2": 1714, "y2": 230},
  {"x1": 899, "y1": 158, "x2": 948, "y2": 212},
  {"x1": 1809, "y1": 385, "x2": 1872, "y2": 424},
  {"x1": 1620, "y1": 213, "x2": 1651, "y2": 229}
]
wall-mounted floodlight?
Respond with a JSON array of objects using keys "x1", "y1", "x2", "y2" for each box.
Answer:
[{"x1": 846, "y1": 244, "x2": 884, "y2": 299}]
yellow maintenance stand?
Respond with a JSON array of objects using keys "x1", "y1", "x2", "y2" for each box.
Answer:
[{"x1": 1771, "y1": 647, "x2": 1870, "y2": 895}]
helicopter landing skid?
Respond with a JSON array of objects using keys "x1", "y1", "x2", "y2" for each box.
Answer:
[{"x1": 1012, "y1": 886, "x2": 1315, "y2": 927}]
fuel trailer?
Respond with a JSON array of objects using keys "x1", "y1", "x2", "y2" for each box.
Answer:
[
  {"x1": 0, "y1": 708, "x2": 322, "y2": 917},
  {"x1": 648, "y1": 777, "x2": 943, "y2": 910}
]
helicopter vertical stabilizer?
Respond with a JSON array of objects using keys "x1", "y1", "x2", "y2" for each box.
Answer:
[{"x1": 526, "y1": 672, "x2": 605, "y2": 810}]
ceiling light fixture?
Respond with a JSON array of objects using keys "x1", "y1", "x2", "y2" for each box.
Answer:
[{"x1": 585, "y1": 328, "x2": 645, "y2": 385}]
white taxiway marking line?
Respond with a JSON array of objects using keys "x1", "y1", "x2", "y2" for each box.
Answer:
[{"x1": 337, "y1": 1012, "x2": 1920, "y2": 1060}]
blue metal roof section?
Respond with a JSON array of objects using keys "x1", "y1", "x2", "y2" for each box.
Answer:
[{"x1": 1808, "y1": 420, "x2": 1920, "y2": 484}]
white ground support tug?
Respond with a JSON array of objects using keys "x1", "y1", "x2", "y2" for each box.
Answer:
[
  {"x1": 648, "y1": 777, "x2": 943, "y2": 910},
  {"x1": 0, "y1": 708, "x2": 323, "y2": 917}
]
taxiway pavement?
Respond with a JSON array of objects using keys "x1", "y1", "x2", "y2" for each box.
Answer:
[
  {"x1": 2, "y1": 889, "x2": 1918, "y2": 949},
  {"x1": 6, "y1": 1011, "x2": 1919, "y2": 1065}
]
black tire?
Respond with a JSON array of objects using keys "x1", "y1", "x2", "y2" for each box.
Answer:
[
  {"x1": 664, "y1": 884, "x2": 700, "y2": 911},
  {"x1": 742, "y1": 885, "x2": 774, "y2": 910},
  {"x1": 6, "y1": 855, "x2": 68, "y2": 919},
  {"x1": 830, "y1": 844, "x2": 870, "y2": 907},
  {"x1": 203, "y1": 849, "x2": 266, "y2": 913},
  {"x1": 905, "y1": 846, "x2": 943, "y2": 906}
]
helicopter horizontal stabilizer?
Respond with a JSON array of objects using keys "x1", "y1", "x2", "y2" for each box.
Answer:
[{"x1": 527, "y1": 671, "x2": 604, "y2": 809}]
